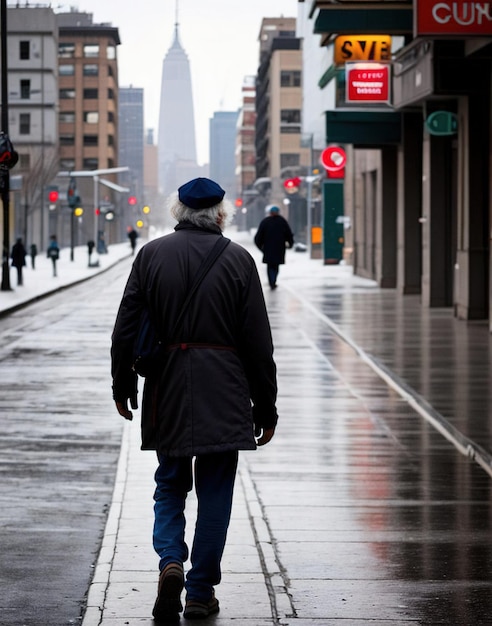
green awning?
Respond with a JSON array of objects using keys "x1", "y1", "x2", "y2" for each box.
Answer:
[
  {"x1": 325, "y1": 111, "x2": 402, "y2": 146},
  {"x1": 315, "y1": 8, "x2": 413, "y2": 36},
  {"x1": 318, "y1": 64, "x2": 339, "y2": 89}
]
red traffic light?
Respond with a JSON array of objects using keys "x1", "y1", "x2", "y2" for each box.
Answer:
[
  {"x1": 128, "y1": 196, "x2": 137, "y2": 205},
  {"x1": 283, "y1": 177, "x2": 302, "y2": 193},
  {"x1": 48, "y1": 190, "x2": 59, "y2": 203},
  {"x1": 95, "y1": 208, "x2": 101, "y2": 216},
  {"x1": 234, "y1": 198, "x2": 243, "y2": 207}
]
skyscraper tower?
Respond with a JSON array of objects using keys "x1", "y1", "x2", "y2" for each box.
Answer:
[{"x1": 157, "y1": 2, "x2": 198, "y2": 197}]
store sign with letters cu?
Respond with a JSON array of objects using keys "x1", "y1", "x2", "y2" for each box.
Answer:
[{"x1": 416, "y1": 1, "x2": 492, "y2": 36}]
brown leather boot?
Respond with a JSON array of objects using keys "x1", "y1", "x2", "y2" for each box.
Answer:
[{"x1": 152, "y1": 562, "x2": 184, "y2": 623}]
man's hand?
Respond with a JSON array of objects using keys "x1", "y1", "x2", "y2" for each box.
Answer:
[
  {"x1": 115, "y1": 398, "x2": 136, "y2": 421},
  {"x1": 256, "y1": 427, "x2": 275, "y2": 446}
]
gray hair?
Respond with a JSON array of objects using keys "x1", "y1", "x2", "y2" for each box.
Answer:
[{"x1": 167, "y1": 193, "x2": 235, "y2": 231}]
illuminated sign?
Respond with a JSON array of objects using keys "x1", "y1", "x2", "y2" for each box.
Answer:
[
  {"x1": 334, "y1": 35, "x2": 392, "y2": 64},
  {"x1": 415, "y1": 1, "x2": 492, "y2": 36},
  {"x1": 346, "y1": 62, "x2": 390, "y2": 103},
  {"x1": 320, "y1": 146, "x2": 347, "y2": 172}
]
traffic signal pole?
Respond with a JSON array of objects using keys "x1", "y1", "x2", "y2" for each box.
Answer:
[{"x1": 1, "y1": 0, "x2": 11, "y2": 291}]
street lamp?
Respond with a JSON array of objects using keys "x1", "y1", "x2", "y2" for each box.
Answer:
[{"x1": 0, "y1": 0, "x2": 10, "y2": 291}]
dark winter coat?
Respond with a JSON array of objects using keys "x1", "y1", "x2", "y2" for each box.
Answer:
[
  {"x1": 11, "y1": 240, "x2": 26, "y2": 268},
  {"x1": 254, "y1": 214, "x2": 294, "y2": 265},
  {"x1": 111, "y1": 222, "x2": 278, "y2": 457}
]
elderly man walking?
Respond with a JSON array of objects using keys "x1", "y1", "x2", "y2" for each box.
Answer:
[{"x1": 111, "y1": 177, "x2": 278, "y2": 622}]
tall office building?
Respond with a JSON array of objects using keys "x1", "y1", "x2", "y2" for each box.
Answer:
[
  {"x1": 7, "y1": 6, "x2": 59, "y2": 251},
  {"x1": 157, "y1": 20, "x2": 198, "y2": 197},
  {"x1": 209, "y1": 110, "x2": 239, "y2": 201},
  {"x1": 255, "y1": 17, "x2": 308, "y2": 232},
  {"x1": 119, "y1": 86, "x2": 144, "y2": 235},
  {"x1": 56, "y1": 11, "x2": 120, "y2": 246}
]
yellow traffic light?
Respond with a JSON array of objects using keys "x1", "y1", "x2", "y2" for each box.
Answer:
[
  {"x1": 74, "y1": 207, "x2": 84, "y2": 217},
  {"x1": 136, "y1": 219, "x2": 144, "y2": 228},
  {"x1": 142, "y1": 205, "x2": 151, "y2": 214}
]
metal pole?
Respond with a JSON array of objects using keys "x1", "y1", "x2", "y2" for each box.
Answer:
[
  {"x1": 1, "y1": 0, "x2": 11, "y2": 291},
  {"x1": 306, "y1": 178, "x2": 312, "y2": 258},
  {"x1": 93, "y1": 174, "x2": 99, "y2": 250}
]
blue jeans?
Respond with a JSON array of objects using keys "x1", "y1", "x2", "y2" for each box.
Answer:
[
  {"x1": 267, "y1": 264, "x2": 279, "y2": 288},
  {"x1": 153, "y1": 451, "x2": 238, "y2": 601}
]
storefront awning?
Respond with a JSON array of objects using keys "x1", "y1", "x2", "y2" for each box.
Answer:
[
  {"x1": 314, "y1": 8, "x2": 413, "y2": 37},
  {"x1": 325, "y1": 111, "x2": 402, "y2": 147}
]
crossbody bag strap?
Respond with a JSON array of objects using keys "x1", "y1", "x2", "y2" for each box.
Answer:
[{"x1": 169, "y1": 236, "x2": 231, "y2": 340}]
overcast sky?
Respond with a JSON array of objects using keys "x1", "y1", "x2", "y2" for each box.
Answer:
[{"x1": 66, "y1": 0, "x2": 299, "y2": 164}]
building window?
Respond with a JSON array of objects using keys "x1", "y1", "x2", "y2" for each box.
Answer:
[
  {"x1": 59, "y1": 43, "x2": 75, "y2": 58},
  {"x1": 20, "y1": 41, "x2": 30, "y2": 60},
  {"x1": 108, "y1": 111, "x2": 115, "y2": 123},
  {"x1": 60, "y1": 158, "x2": 75, "y2": 170},
  {"x1": 107, "y1": 45, "x2": 116, "y2": 60},
  {"x1": 83, "y1": 158, "x2": 99, "y2": 169},
  {"x1": 83, "y1": 135, "x2": 98, "y2": 146},
  {"x1": 83, "y1": 88, "x2": 98, "y2": 99},
  {"x1": 108, "y1": 88, "x2": 115, "y2": 100},
  {"x1": 19, "y1": 113, "x2": 30, "y2": 135},
  {"x1": 19, "y1": 153, "x2": 30, "y2": 169},
  {"x1": 60, "y1": 89, "x2": 76, "y2": 99},
  {"x1": 108, "y1": 135, "x2": 114, "y2": 146},
  {"x1": 84, "y1": 112, "x2": 99, "y2": 124},
  {"x1": 280, "y1": 70, "x2": 301, "y2": 87},
  {"x1": 59, "y1": 64, "x2": 75, "y2": 76},
  {"x1": 60, "y1": 135, "x2": 75, "y2": 146},
  {"x1": 108, "y1": 65, "x2": 114, "y2": 77},
  {"x1": 59, "y1": 112, "x2": 75, "y2": 123},
  {"x1": 83, "y1": 64, "x2": 98, "y2": 76},
  {"x1": 280, "y1": 153, "x2": 300, "y2": 169},
  {"x1": 83, "y1": 44, "x2": 99, "y2": 58},
  {"x1": 280, "y1": 109, "x2": 301, "y2": 133},
  {"x1": 20, "y1": 79, "x2": 30, "y2": 99},
  {"x1": 107, "y1": 158, "x2": 115, "y2": 168}
]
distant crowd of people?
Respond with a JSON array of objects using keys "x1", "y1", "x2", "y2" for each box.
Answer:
[{"x1": 9, "y1": 234, "x2": 60, "y2": 286}]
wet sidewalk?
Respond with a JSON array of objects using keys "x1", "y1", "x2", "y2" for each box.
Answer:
[
  {"x1": 2, "y1": 230, "x2": 491, "y2": 624},
  {"x1": 78, "y1": 231, "x2": 492, "y2": 625}
]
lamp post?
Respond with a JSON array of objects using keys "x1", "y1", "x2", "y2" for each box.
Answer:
[
  {"x1": 304, "y1": 175, "x2": 321, "y2": 259},
  {"x1": 0, "y1": 0, "x2": 10, "y2": 291}
]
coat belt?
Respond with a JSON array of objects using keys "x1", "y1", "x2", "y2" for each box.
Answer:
[{"x1": 166, "y1": 342, "x2": 237, "y2": 352}]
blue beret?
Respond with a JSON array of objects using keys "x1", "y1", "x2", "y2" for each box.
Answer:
[
  {"x1": 269, "y1": 205, "x2": 280, "y2": 213},
  {"x1": 178, "y1": 177, "x2": 225, "y2": 210}
]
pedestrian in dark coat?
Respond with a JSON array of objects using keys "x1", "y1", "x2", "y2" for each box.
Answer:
[
  {"x1": 47, "y1": 235, "x2": 60, "y2": 277},
  {"x1": 30, "y1": 243, "x2": 37, "y2": 269},
  {"x1": 111, "y1": 177, "x2": 278, "y2": 622},
  {"x1": 127, "y1": 227, "x2": 138, "y2": 255},
  {"x1": 254, "y1": 205, "x2": 294, "y2": 289},
  {"x1": 11, "y1": 237, "x2": 26, "y2": 285}
]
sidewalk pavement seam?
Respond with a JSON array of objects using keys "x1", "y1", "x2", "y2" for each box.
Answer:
[
  {"x1": 81, "y1": 420, "x2": 131, "y2": 626},
  {"x1": 283, "y1": 283, "x2": 492, "y2": 479},
  {"x1": 239, "y1": 459, "x2": 296, "y2": 624}
]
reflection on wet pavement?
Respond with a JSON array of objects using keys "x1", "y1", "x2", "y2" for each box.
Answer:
[{"x1": 243, "y1": 257, "x2": 492, "y2": 625}]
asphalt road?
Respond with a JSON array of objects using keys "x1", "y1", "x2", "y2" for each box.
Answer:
[{"x1": 0, "y1": 260, "x2": 133, "y2": 626}]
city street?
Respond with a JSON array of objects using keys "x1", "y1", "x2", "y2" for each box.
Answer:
[
  {"x1": 1, "y1": 232, "x2": 492, "y2": 625},
  {"x1": 0, "y1": 261, "x2": 129, "y2": 625}
]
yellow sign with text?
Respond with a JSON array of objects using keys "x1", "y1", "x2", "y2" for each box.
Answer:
[{"x1": 334, "y1": 35, "x2": 392, "y2": 65}]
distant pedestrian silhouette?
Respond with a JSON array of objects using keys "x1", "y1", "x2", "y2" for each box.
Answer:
[
  {"x1": 47, "y1": 235, "x2": 60, "y2": 277},
  {"x1": 11, "y1": 237, "x2": 27, "y2": 286},
  {"x1": 254, "y1": 205, "x2": 294, "y2": 289},
  {"x1": 30, "y1": 243, "x2": 37, "y2": 269},
  {"x1": 127, "y1": 228, "x2": 138, "y2": 255}
]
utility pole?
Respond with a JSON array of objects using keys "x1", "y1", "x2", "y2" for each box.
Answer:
[{"x1": 1, "y1": 0, "x2": 10, "y2": 291}]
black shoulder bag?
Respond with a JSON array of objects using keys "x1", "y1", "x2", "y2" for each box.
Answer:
[{"x1": 132, "y1": 236, "x2": 231, "y2": 377}]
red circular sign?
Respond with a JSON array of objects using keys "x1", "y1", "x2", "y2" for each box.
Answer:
[{"x1": 320, "y1": 146, "x2": 347, "y2": 172}]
